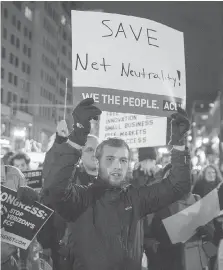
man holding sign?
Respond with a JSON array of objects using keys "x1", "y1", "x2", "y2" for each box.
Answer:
[{"x1": 18, "y1": 98, "x2": 191, "y2": 270}]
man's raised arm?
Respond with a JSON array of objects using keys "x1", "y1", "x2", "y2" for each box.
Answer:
[
  {"x1": 17, "y1": 98, "x2": 101, "y2": 222},
  {"x1": 132, "y1": 107, "x2": 191, "y2": 217}
]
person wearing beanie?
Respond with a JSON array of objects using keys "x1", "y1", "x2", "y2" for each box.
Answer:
[
  {"x1": 38, "y1": 118, "x2": 99, "y2": 269},
  {"x1": 132, "y1": 147, "x2": 158, "y2": 187}
]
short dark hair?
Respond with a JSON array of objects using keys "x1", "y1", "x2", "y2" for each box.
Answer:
[
  {"x1": 95, "y1": 137, "x2": 130, "y2": 160},
  {"x1": 2, "y1": 151, "x2": 15, "y2": 165},
  {"x1": 9, "y1": 152, "x2": 30, "y2": 166}
]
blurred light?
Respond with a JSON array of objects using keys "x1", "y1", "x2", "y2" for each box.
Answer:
[
  {"x1": 13, "y1": 129, "x2": 26, "y2": 138},
  {"x1": 209, "y1": 103, "x2": 214, "y2": 108},
  {"x1": 192, "y1": 122, "x2": 196, "y2": 127},
  {"x1": 212, "y1": 137, "x2": 220, "y2": 144},
  {"x1": 0, "y1": 139, "x2": 10, "y2": 145},
  {"x1": 197, "y1": 130, "x2": 201, "y2": 135},
  {"x1": 158, "y1": 147, "x2": 169, "y2": 154},
  {"x1": 200, "y1": 104, "x2": 204, "y2": 108},
  {"x1": 198, "y1": 150, "x2": 206, "y2": 164},
  {"x1": 201, "y1": 115, "x2": 208, "y2": 120},
  {"x1": 194, "y1": 165, "x2": 202, "y2": 171},
  {"x1": 191, "y1": 156, "x2": 198, "y2": 166},
  {"x1": 195, "y1": 137, "x2": 202, "y2": 148},
  {"x1": 187, "y1": 135, "x2": 192, "y2": 142},
  {"x1": 202, "y1": 137, "x2": 209, "y2": 144},
  {"x1": 61, "y1": 15, "x2": 66, "y2": 25},
  {"x1": 25, "y1": 6, "x2": 32, "y2": 21}
]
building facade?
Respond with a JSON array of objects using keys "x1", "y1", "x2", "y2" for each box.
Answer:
[{"x1": 1, "y1": 1, "x2": 74, "y2": 151}]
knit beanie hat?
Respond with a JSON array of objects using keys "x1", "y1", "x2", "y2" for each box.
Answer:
[{"x1": 138, "y1": 147, "x2": 157, "y2": 162}]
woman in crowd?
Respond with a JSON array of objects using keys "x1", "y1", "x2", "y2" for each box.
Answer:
[
  {"x1": 1, "y1": 158, "x2": 26, "y2": 270},
  {"x1": 193, "y1": 165, "x2": 223, "y2": 270},
  {"x1": 193, "y1": 164, "x2": 223, "y2": 198}
]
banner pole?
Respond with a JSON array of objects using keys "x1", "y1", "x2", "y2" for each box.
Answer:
[{"x1": 64, "y1": 78, "x2": 68, "y2": 120}]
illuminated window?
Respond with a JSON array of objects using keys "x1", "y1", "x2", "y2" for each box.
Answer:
[
  {"x1": 17, "y1": 20, "x2": 21, "y2": 31},
  {"x1": 9, "y1": 53, "x2": 14, "y2": 64},
  {"x1": 1, "y1": 68, "x2": 4, "y2": 79},
  {"x1": 22, "y1": 62, "x2": 26, "y2": 72},
  {"x1": 15, "y1": 57, "x2": 19, "y2": 68},
  {"x1": 12, "y1": 15, "x2": 16, "y2": 26},
  {"x1": 14, "y1": 76, "x2": 18, "y2": 86},
  {"x1": 23, "y1": 44, "x2": 27, "y2": 54},
  {"x1": 4, "y1": 8, "x2": 8, "y2": 19},
  {"x1": 24, "y1": 27, "x2": 28, "y2": 37},
  {"x1": 16, "y1": 38, "x2": 20, "y2": 49},
  {"x1": 8, "y1": 72, "x2": 13, "y2": 83},
  {"x1": 10, "y1": 34, "x2": 15, "y2": 45},
  {"x1": 3, "y1": 28, "x2": 7, "y2": 39},
  {"x1": 1, "y1": 88, "x2": 4, "y2": 103},
  {"x1": 25, "y1": 6, "x2": 32, "y2": 21},
  {"x1": 2, "y1": 47, "x2": 6, "y2": 59}
]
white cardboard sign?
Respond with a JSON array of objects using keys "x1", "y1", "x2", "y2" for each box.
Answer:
[
  {"x1": 162, "y1": 189, "x2": 220, "y2": 244},
  {"x1": 72, "y1": 10, "x2": 186, "y2": 116},
  {"x1": 99, "y1": 112, "x2": 167, "y2": 148}
]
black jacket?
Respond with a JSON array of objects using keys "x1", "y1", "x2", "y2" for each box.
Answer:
[{"x1": 46, "y1": 142, "x2": 191, "y2": 270}]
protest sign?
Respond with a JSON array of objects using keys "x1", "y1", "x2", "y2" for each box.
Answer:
[
  {"x1": 23, "y1": 169, "x2": 43, "y2": 191},
  {"x1": 0, "y1": 185, "x2": 53, "y2": 249},
  {"x1": 99, "y1": 111, "x2": 167, "y2": 148},
  {"x1": 71, "y1": 10, "x2": 186, "y2": 117},
  {"x1": 162, "y1": 189, "x2": 220, "y2": 244}
]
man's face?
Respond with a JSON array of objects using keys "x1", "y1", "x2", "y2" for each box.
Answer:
[
  {"x1": 13, "y1": 159, "x2": 28, "y2": 172},
  {"x1": 98, "y1": 145, "x2": 129, "y2": 187},
  {"x1": 81, "y1": 137, "x2": 99, "y2": 171}
]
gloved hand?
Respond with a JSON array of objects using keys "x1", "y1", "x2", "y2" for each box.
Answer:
[
  {"x1": 17, "y1": 186, "x2": 39, "y2": 205},
  {"x1": 168, "y1": 106, "x2": 190, "y2": 146},
  {"x1": 196, "y1": 226, "x2": 213, "y2": 241},
  {"x1": 134, "y1": 160, "x2": 159, "y2": 176},
  {"x1": 69, "y1": 98, "x2": 102, "y2": 146}
]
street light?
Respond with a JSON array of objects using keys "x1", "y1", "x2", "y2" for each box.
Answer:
[
  {"x1": 13, "y1": 129, "x2": 26, "y2": 138},
  {"x1": 158, "y1": 147, "x2": 169, "y2": 155},
  {"x1": 202, "y1": 137, "x2": 209, "y2": 144}
]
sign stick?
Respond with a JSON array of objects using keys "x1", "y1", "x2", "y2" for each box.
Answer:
[{"x1": 64, "y1": 78, "x2": 68, "y2": 120}]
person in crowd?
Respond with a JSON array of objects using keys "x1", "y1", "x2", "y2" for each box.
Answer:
[
  {"x1": 1, "y1": 158, "x2": 26, "y2": 270},
  {"x1": 9, "y1": 152, "x2": 31, "y2": 172},
  {"x1": 131, "y1": 147, "x2": 160, "y2": 269},
  {"x1": 37, "y1": 119, "x2": 99, "y2": 270},
  {"x1": 18, "y1": 98, "x2": 191, "y2": 270},
  {"x1": 193, "y1": 164, "x2": 223, "y2": 198},
  {"x1": 2, "y1": 151, "x2": 15, "y2": 165},
  {"x1": 132, "y1": 150, "x2": 217, "y2": 270},
  {"x1": 8, "y1": 153, "x2": 41, "y2": 270},
  {"x1": 192, "y1": 165, "x2": 223, "y2": 270},
  {"x1": 160, "y1": 152, "x2": 171, "y2": 168}
]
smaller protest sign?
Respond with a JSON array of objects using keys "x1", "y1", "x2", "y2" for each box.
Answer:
[
  {"x1": 0, "y1": 185, "x2": 53, "y2": 250},
  {"x1": 99, "y1": 111, "x2": 167, "y2": 148},
  {"x1": 23, "y1": 170, "x2": 43, "y2": 191},
  {"x1": 162, "y1": 189, "x2": 220, "y2": 244}
]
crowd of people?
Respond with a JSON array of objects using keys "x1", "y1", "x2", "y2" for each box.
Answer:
[{"x1": 1, "y1": 98, "x2": 223, "y2": 270}]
